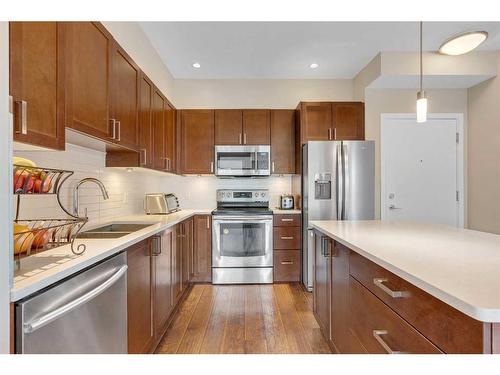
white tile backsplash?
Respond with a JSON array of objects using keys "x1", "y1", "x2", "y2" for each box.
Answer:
[{"x1": 14, "y1": 143, "x2": 293, "y2": 227}]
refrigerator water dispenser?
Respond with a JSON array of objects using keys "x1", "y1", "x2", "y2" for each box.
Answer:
[{"x1": 314, "y1": 173, "x2": 332, "y2": 199}]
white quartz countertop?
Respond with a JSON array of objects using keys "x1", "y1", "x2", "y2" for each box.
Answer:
[
  {"x1": 11, "y1": 209, "x2": 212, "y2": 302},
  {"x1": 309, "y1": 220, "x2": 500, "y2": 323}
]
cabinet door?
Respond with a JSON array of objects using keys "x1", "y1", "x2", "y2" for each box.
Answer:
[
  {"x1": 9, "y1": 22, "x2": 65, "y2": 150},
  {"x1": 63, "y1": 22, "x2": 113, "y2": 141},
  {"x1": 270, "y1": 109, "x2": 295, "y2": 174},
  {"x1": 165, "y1": 103, "x2": 176, "y2": 173},
  {"x1": 127, "y1": 239, "x2": 153, "y2": 354},
  {"x1": 179, "y1": 110, "x2": 215, "y2": 174},
  {"x1": 215, "y1": 109, "x2": 243, "y2": 145},
  {"x1": 300, "y1": 102, "x2": 332, "y2": 142},
  {"x1": 192, "y1": 215, "x2": 212, "y2": 282},
  {"x1": 332, "y1": 102, "x2": 364, "y2": 140},
  {"x1": 152, "y1": 88, "x2": 167, "y2": 171},
  {"x1": 330, "y1": 242, "x2": 366, "y2": 353},
  {"x1": 183, "y1": 218, "x2": 193, "y2": 286},
  {"x1": 138, "y1": 73, "x2": 154, "y2": 168},
  {"x1": 242, "y1": 109, "x2": 270, "y2": 145},
  {"x1": 172, "y1": 224, "x2": 182, "y2": 304},
  {"x1": 313, "y1": 232, "x2": 331, "y2": 339},
  {"x1": 110, "y1": 43, "x2": 139, "y2": 149},
  {"x1": 154, "y1": 228, "x2": 173, "y2": 339}
]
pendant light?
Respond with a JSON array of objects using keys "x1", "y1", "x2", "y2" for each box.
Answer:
[{"x1": 416, "y1": 21, "x2": 427, "y2": 123}]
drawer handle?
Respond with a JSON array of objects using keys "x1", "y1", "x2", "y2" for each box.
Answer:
[
  {"x1": 372, "y1": 330, "x2": 405, "y2": 354},
  {"x1": 373, "y1": 278, "x2": 407, "y2": 298},
  {"x1": 281, "y1": 218, "x2": 294, "y2": 222},
  {"x1": 281, "y1": 260, "x2": 294, "y2": 265},
  {"x1": 281, "y1": 236, "x2": 294, "y2": 240}
]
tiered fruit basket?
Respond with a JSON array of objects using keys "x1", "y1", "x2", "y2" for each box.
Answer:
[{"x1": 13, "y1": 164, "x2": 88, "y2": 268}]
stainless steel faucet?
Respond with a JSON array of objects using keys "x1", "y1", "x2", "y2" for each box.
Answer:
[{"x1": 73, "y1": 178, "x2": 110, "y2": 217}]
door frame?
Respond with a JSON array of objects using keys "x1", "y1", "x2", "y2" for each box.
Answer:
[{"x1": 380, "y1": 113, "x2": 465, "y2": 228}]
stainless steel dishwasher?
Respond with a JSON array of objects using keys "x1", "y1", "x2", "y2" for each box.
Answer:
[{"x1": 16, "y1": 252, "x2": 128, "y2": 354}]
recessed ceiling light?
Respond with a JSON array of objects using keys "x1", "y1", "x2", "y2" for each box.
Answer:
[
  {"x1": 192, "y1": 62, "x2": 201, "y2": 68},
  {"x1": 309, "y1": 63, "x2": 319, "y2": 69},
  {"x1": 439, "y1": 31, "x2": 488, "y2": 56}
]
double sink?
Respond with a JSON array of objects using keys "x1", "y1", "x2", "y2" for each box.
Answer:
[{"x1": 77, "y1": 223, "x2": 153, "y2": 239}]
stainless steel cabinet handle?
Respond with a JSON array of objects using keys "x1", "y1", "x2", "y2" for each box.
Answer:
[
  {"x1": 281, "y1": 260, "x2": 294, "y2": 265},
  {"x1": 373, "y1": 278, "x2": 407, "y2": 298},
  {"x1": 152, "y1": 235, "x2": 162, "y2": 256},
  {"x1": 166, "y1": 158, "x2": 171, "y2": 171},
  {"x1": 206, "y1": 216, "x2": 210, "y2": 229},
  {"x1": 243, "y1": 133, "x2": 247, "y2": 144},
  {"x1": 272, "y1": 161, "x2": 275, "y2": 173},
  {"x1": 372, "y1": 330, "x2": 405, "y2": 354},
  {"x1": 15, "y1": 100, "x2": 28, "y2": 135},
  {"x1": 140, "y1": 149, "x2": 147, "y2": 166},
  {"x1": 328, "y1": 128, "x2": 332, "y2": 140},
  {"x1": 239, "y1": 133, "x2": 242, "y2": 144},
  {"x1": 281, "y1": 236, "x2": 294, "y2": 240},
  {"x1": 24, "y1": 265, "x2": 128, "y2": 333},
  {"x1": 115, "y1": 120, "x2": 121, "y2": 141},
  {"x1": 109, "y1": 118, "x2": 116, "y2": 139},
  {"x1": 334, "y1": 128, "x2": 337, "y2": 139},
  {"x1": 281, "y1": 218, "x2": 294, "y2": 222},
  {"x1": 210, "y1": 161, "x2": 214, "y2": 173}
]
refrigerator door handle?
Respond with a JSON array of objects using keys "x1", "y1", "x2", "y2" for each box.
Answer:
[
  {"x1": 341, "y1": 144, "x2": 348, "y2": 220},
  {"x1": 336, "y1": 144, "x2": 343, "y2": 220}
]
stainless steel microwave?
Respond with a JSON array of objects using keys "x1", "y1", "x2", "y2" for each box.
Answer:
[{"x1": 214, "y1": 145, "x2": 271, "y2": 177}]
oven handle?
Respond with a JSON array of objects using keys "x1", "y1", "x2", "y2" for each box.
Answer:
[{"x1": 212, "y1": 215, "x2": 273, "y2": 221}]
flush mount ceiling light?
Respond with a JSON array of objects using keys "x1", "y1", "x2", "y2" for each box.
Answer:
[
  {"x1": 439, "y1": 31, "x2": 488, "y2": 56},
  {"x1": 309, "y1": 63, "x2": 319, "y2": 69},
  {"x1": 416, "y1": 21, "x2": 427, "y2": 123},
  {"x1": 192, "y1": 62, "x2": 201, "y2": 68}
]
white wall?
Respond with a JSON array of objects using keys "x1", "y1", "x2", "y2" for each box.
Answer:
[
  {"x1": 365, "y1": 88, "x2": 468, "y2": 219},
  {"x1": 468, "y1": 52, "x2": 500, "y2": 234},
  {"x1": 173, "y1": 79, "x2": 353, "y2": 108},
  {"x1": 0, "y1": 21, "x2": 12, "y2": 354}
]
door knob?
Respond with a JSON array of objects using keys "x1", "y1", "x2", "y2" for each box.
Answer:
[{"x1": 388, "y1": 204, "x2": 401, "y2": 210}]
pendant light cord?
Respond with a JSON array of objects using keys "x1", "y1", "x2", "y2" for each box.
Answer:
[{"x1": 420, "y1": 21, "x2": 423, "y2": 92}]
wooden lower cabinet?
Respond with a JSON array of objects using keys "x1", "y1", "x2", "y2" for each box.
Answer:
[
  {"x1": 274, "y1": 250, "x2": 301, "y2": 282},
  {"x1": 273, "y1": 214, "x2": 301, "y2": 282},
  {"x1": 313, "y1": 231, "x2": 496, "y2": 354},
  {"x1": 127, "y1": 238, "x2": 154, "y2": 354},
  {"x1": 153, "y1": 227, "x2": 174, "y2": 342},
  {"x1": 191, "y1": 215, "x2": 212, "y2": 282}
]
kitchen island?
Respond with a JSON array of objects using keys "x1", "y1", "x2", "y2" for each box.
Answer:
[{"x1": 310, "y1": 220, "x2": 500, "y2": 354}]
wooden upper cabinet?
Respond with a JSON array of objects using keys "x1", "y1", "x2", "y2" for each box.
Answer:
[
  {"x1": 110, "y1": 42, "x2": 140, "y2": 149},
  {"x1": 270, "y1": 109, "x2": 295, "y2": 174},
  {"x1": 299, "y1": 102, "x2": 332, "y2": 142},
  {"x1": 215, "y1": 109, "x2": 243, "y2": 145},
  {"x1": 63, "y1": 22, "x2": 113, "y2": 141},
  {"x1": 179, "y1": 110, "x2": 215, "y2": 174},
  {"x1": 332, "y1": 102, "x2": 364, "y2": 140},
  {"x1": 165, "y1": 103, "x2": 176, "y2": 173},
  {"x1": 9, "y1": 22, "x2": 65, "y2": 150},
  {"x1": 138, "y1": 73, "x2": 154, "y2": 169},
  {"x1": 242, "y1": 109, "x2": 271, "y2": 145},
  {"x1": 152, "y1": 88, "x2": 167, "y2": 171}
]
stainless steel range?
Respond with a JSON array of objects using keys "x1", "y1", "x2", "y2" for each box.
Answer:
[{"x1": 212, "y1": 189, "x2": 273, "y2": 284}]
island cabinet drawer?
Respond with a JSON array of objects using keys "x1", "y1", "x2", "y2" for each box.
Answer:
[
  {"x1": 273, "y1": 227, "x2": 301, "y2": 249},
  {"x1": 273, "y1": 214, "x2": 301, "y2": 227},
  {"x1": 349, "y1": 251, "x2": 486, "y2": 353},
  {"x1": 349, "y1": 276, "x2": 442, "y2": 354},
  {"x1": 274, "y1": 250, "x2": 301, "y2": 282}
]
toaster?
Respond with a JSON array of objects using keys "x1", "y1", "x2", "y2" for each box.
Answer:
[
  {"x1": 144, "y1": 193, "x2": 180, "y2": 215},
  {"x1": 280, "y1": 194, "x2": 295, "y2": 210}
]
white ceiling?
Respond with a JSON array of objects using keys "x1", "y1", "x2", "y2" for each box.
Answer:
[{"x1": 140, "y1": 22, "x2": 500, "y2": 79}]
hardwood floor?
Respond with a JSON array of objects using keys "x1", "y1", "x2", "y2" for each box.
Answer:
[{"x1": 155, "y1": 283, "x2": 332, "y2": 354}]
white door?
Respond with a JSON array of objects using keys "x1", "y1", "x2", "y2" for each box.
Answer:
[{"x1": 381, "y1": 114, "x2": 464, "y2": 227}]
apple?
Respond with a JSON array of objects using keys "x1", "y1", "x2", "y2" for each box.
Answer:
[
  {"x1": 31, "y1": 229, "x2": 51, "y2": 249},
  {"x1": 13, "y1": 224, "x2": 34, "y2": 255},
  {"x1": 33, "y1": 177, "x2": 52, "y2": 193}
]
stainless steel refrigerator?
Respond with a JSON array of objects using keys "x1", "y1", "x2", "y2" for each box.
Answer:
[{"x1": 302, "y1": 141, "x2": 375, "y2": 291}]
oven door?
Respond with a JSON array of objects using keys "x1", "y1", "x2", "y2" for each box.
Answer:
[
  {"x1": 212, "y1": 215, "x2": 273, "y2": 267},
  {"x1": 215, "y1": 145, "x2": 270, "y2": 176}
]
